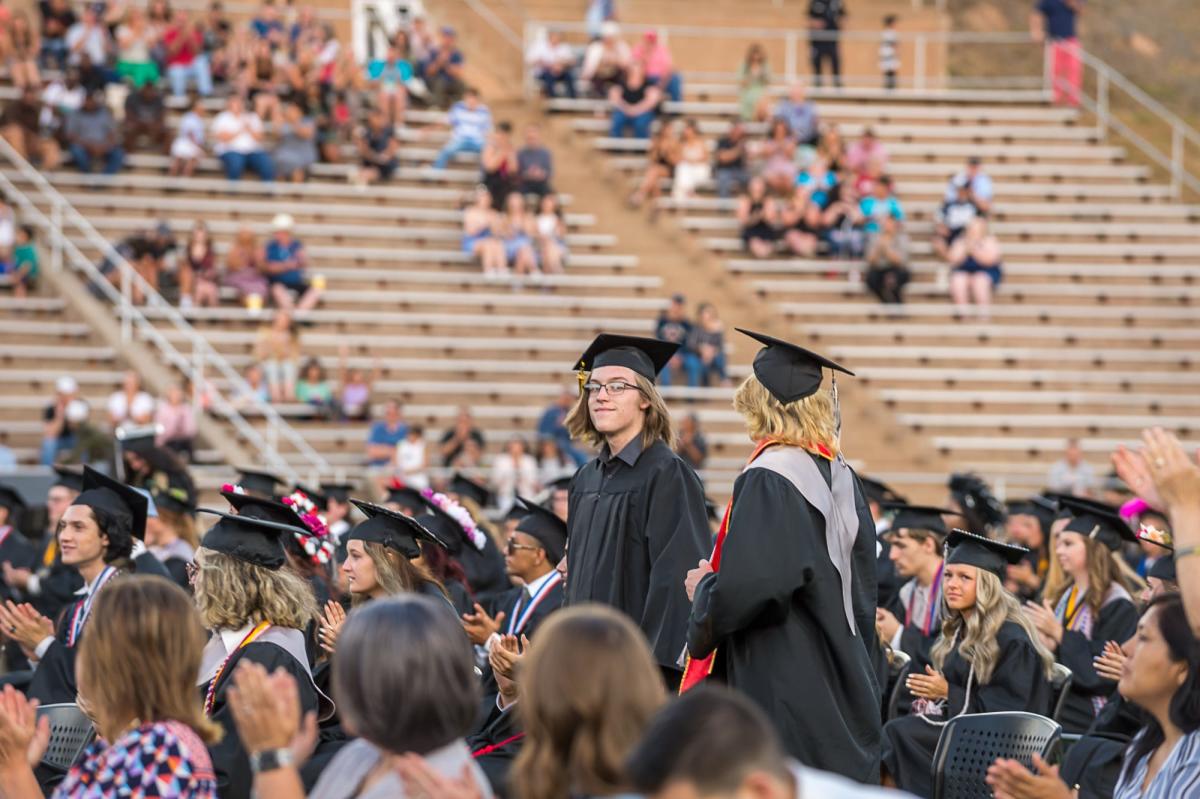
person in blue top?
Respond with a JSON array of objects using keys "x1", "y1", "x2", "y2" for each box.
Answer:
[
  {"x1": 421, "y1": 26, "x2": 466, "y2": 108},
  {"x1": 855, "y1": 176, "x2": 904, "y2": 235},
  {"x1": 365, "y1": 399, "x2": 409, "y2": 467},
  {"x1": 263, "y1": 213, "x2": 321, "y2": 314},
  {"x1": 366, "y1": 41, "x2": 412, "y2": 126},
  {"x1": 1030, "y1": 0, "x2": 1082, "y2": 106}
]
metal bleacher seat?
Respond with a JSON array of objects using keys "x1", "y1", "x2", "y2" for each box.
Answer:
[{"x1": 931, "y1": 711, "x2": 1061, "y2": 799}]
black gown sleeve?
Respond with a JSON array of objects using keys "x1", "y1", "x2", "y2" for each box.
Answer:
[
  {"x1": 26, "y1": 604, "x2": 78, "y2": 705},
  {"x1": 898, "y1": 623, "x2": 937, "y2": 667},
  {"x1": 947, "y1": 628, "x2": 1047, "y2": 716},
  {"x1": 1057, "y1": 598, "x2": 1138, "y2": 697},
  {"x1": 689, "y1": 469, "x2": 814, "y2": 659}
]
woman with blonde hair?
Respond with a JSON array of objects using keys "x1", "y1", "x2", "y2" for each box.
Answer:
[
  {"x1": 682, "y1": 328, "x2": 880, "y2": 782},
  {"x1": 881, "y1": 530, "x2": 1055, "y2": 796},
  {"x1": 0, "y1": 576, "x2": 221, "y2": 798},
  {"x1": 1023, "y1": 496, "x2": 1141, "y2": 734},
  {"x1": 511, "y1": 605, "x2": 666, "y2": 799}
]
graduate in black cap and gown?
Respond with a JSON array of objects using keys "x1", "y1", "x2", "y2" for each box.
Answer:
[
  {"x1": 881, "y1": 530, "x2": 1055, "y2": 797},
  {"x1": 683, "y1": 329, "x2": 881, "y2": 783},
  {"x1": 193, "y1": 508, "x2": 329, "y2": 799},
  {"x1": 2, "y1": 467, "x2": 85, "y2": 620},
  {"x1": 564, "y1": 333, "x2": 710, "y2": 685},
  {"x1": 876, "y1": 505, "x2": 953, "y2": 666},
  {"x1": 1021, "y1": 496, "x2": 1140, "y2": 734},
  {"x1": 0, "y1": 485, "x2": 37, "y2": 603}
]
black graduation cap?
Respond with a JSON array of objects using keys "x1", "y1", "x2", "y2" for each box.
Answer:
[
  {"x1": 52, "y1": 465, "x2": 85, "y2": 493},
  {"x1": 504, "y1": 502, "x2": 529, "y2": 522},
  {"x1": 886, "y1": 504, "x2": 951, "y2": 538},
  {"x1": 574, "y1": 333, "x2": 679, "y2": 383},
  {"x1": 72, "y1": 465, "x2": 149, "y2": 541},
  {"x1": 449, "y1": 473, "x2": 491, "y2": 508},
  {"x1": 320, "y1": 483, "x2": 355, "y2": 504},
  {"x1": 1005, "y1": 496, "x2": 1058, "y2": 535},
  {"x1": 221, "y1": 490, "x2": 298, "y2": 529},
  {"x1": 860, "y1": 476, "x2": 906, "y2": 505},
  {"x1": 1057, "y1": 495, "x2": 1132, "y2": 552},
  {"x1": 414, "y1": 502, "x2": 468, "y2": 556},
  {"x1": 115, "y1": 424, "x2": 161, "y2": 455},
  {"x1": 736, "y1": 328, "x2": 854, "y2": 405},
  {"x1": 293, "y1": 483, "x2": 328, "y2": 511},
  {"x1": 0, "y1": 485, "x2": 26, "y2": 513},
  {"x1": 511, "y1": 496, "x2": 567, "y2": 563},
  {"x1": 385, "y1": 484, "x2": 427, "y2": 514},
  {"x1": 347, "y1": 499, "x2": 448, "y2": 560},
  {"x1": 152, "y1": 470, "x2": 197, "y2": 516},
  {"x1": 945, "y1": 529, "x2": 1029, "y2": 578},
  {"x1": 196, "y1": 508, "x2": 301, "y2": 570},
  {"x1": 546, "y1": 476, "x2": 572, "y2": 492},
  {"x1": 234, "y1": 468, "x2": 286, "y2": 499}
]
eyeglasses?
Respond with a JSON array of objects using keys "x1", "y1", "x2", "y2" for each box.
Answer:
[
  {"x1": 582, "y1": 381, "x2": 641, "y2": 397},
  {"x1": 185, "y1": 562, "x2": 199, "y2": 582},
  {"x1": 505, "y1": 539, "x2": 541, "y2": 555}
]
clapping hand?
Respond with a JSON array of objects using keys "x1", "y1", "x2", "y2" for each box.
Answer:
[
  {"x1": 461, "y1": 603, "x2": 504, "y2": 647},
  {"x1": 0, "y1": 602, "x2": 53, "y2": 659},
  {"x1": 489, "y1": 633, "x2": 529, "y2": 707},
  {"x1": 0, "y1": 685, "x2": 49, "y2": 772},
  {"x1": 1022, "y1": 600, "x2": 1063, "y2": 646},
  {"x1": 1093, "y1": 640, "x2": 1127, "y2": 682},
  {"x1": 227, "y1": 662, "x2": 318, "y2": 765},
  {"x1": 986, "y1": 754, "x2": 1072, "y2": 799},
  {"x1": 906, "y1": 665, "x2": 949, "y2": 701},
  {"x1": 318, "y1": 600, "x2": 346, "y2": 654}
]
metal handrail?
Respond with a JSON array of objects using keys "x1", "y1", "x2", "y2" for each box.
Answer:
[{"x1": 0, "y1": 138, "x2": 329, "y2": 481}]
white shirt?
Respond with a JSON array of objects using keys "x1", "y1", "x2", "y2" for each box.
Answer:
[
  {"x1": 892, "y1": 577, "x2": 937, "y2": 652},
  {"x1": 107, "y1": 390, "x2": 154, "y2": 425},
  {"x1": 484, "y1": 569, "x2": 560, "y2": 654},
  {"x1": 397, "y1": 438, "x2": 429, "y2": 489},
  {"x1": 791, "y1": 760, "x2": 917, "y2": 798},
  {"x1": 526, "y1": 39, "x2": 575, "y2": 69},
  {"x1": 211, "y1": 111, "x2": 265, "y2": 155},
  {"x1": 66, "y1": 23, "x2": 110, "y2": 67}
]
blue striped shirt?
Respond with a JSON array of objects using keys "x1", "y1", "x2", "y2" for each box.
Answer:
[
  {"x1": 1114, "y1": 729, "x2": 1200, "y2": 799},
  {"x1": 447, "y1": 102, "x2": 492, "y2": 144}
]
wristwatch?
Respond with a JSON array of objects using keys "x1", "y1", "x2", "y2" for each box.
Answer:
[{"x1": 249, "y1": 747, "x2": 294, "y2": 774}]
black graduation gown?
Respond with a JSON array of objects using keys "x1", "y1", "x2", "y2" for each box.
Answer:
[
  {"x1": 0, "y1": 529, "x2": 37, "y2": 671},
  {"x1": 895, "y1": 578, "x2": 944, "y2": 667},
  {"x1": 688, "y1": 459, "x2": 881, "y2": 784},
  {"x1": 466, "y1": 701, "x2": 522, "y2": 799},
  {"x1": 1055, "y1": 595, "x2": 1138, "y2": 734},
  {"x1": 447, "y1": 578, "x2": 473, "y2": 617},
  {"x1": 881, "y1": 621, "x2": 1052, "y2": 798},
  {"x1": 567, "y1": 438, "x2": 710, "y2": 674},
  {"x1": 457, "y1": 534, "x2": 510, "y2": 606},
  {"x1": 1058, "y1": 696, "x2": 1143, "y2": 799},
  {"x1": 876, "y1": 534, "x2": 904, "y2": 618},
  {"x1": 206, "y1": 640, "x2": 319, "y2": 799}
]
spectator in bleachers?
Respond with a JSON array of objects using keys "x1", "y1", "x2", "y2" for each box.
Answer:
[
  {"x1": 880, "y1": 14, "x2": 900, "y2": 90},
  {"x1": 439, "y1": 406, "x2": 485, "y2": 466},
  {"x1": 167, "y1": 95, "x2": 206, "y2": 177},
  {"x1": 608, "y1": 61, "x2": 660, "y2": 140},
  {"x1": 774, "y1": 81, "x2": 820, "y2": 147},
  {"x1": 462, "y1": 186, "x2": 507, "y2": 277},
  {"x1": 296, "y1": 357, "x2": 335, "y2": 418},
  {"x1": 366, "y1": 398, "x2": 408, "y2": 467},
  {"x1": 37, "y1": 0, "x2": 75, "y2": 70},
  {"x1": 933, "y1": 180, "x2": 980, "y2": 262},
  {"x1": 395, "y1": 423, "x2": 429, "y2": 488},
  {"x1": 855, "y1": 175, "x2": 903, "y2": 235},
  {"x1": 163, "y1": 9, "x2": 212, "y2": 97},
  {"x1": 337, "y1": 348, "x2": 376, "y2": 421},
  {"x1": 944, "y1": 156, "x2": 993, "y2": 214},
  {"x1": 1031, "y1": 0, "x2": 1082, "y2": 107},
  {"x1": 4, "y1": 12, "x2": 41, "y2": 90},
  {"x1": 537, "y1": 386, "x2": 586, "y2": 467},
  {"x1": 864, "y1": 214, "x2": 910, "y2": 304},
  {"x1": 366, "y1": 37, "x2": 412, "y2": 127},
  {"x1": 517, "y1": 123, "x2": 554, "y2": 199},
  {"x1": 40, "y1": 375, "x2": 78, "y2": 465},
  {"x1": 420, "y1": 25, "x2": 465, "y2": 108},
  {"x1": 760, "y1": 117, "x2": 798, "y2": 195},
  {"x1": 739, "y1": 176, "x2": 782, "y2": 259},
  {"x1": 407, "y1": 15, "x2": 434, "y2": 63},
  {"x1": 738, "y1": 43, "x2": 772, "y2": 122},
  {"x1": 534, "y1": 193, "x2": 568, "y2": 275},
  {"x1": 154, "y1": 382, "x2": 197, "y2": 461},
  {"x1": 632, "y1": 30, "x2": 681, "y2": 104},
  {"x1": 433, "y1": 86, "x2": 491, "y2": 170},
  {"x1": 106, "y1": 370, "x2": 153, "y2": 429},
  {"x1": 1, "y1": 86, "x2": 60, "y2": 170},
  {"x1": 114, "y1": 6, "x2": 160, "y2": 88},
  {"x1": 10, "y1": 225, "x2": 38, "y2": 299},
  {"x1": 676, "y1": 412, "x2": 708, "y2": 470},
  {"x1": 1047, "y1": 438, "x2": 1096, "y2": 497},
  {"x1": 203, "y1": 1, "x2": 233, "y2": 76},
  {"x1": 794, "y1": 155, "x2": 839, "y2": 232},
  {"x1": 527, "y1": 28, "x2": 577, "y2": 99},
  {"x1": 808, "y1": 0, "x2": 845, "y2": 88},
  {"x1": 353, "y1": 108, "x2": 399, "y2": 187},
  {"x1": 777, "y1": 189, "x2": 817, "y2": 259},
  {"x1": 948, "y1": 217, "x2": 1003, "y2": 320},
  {"x1": 250, "y1": 0, "x2": 284, "y2": 46},
  {"x1": 585, "y1": 0, "x2": 617, "y2": 39},
  {"x1": 122, "y1": 81, "x2": 168, "y2": 155},
  {"x1": 655, "y1": 292, "x2": 692, "y2": 386},
  {"x1": 65, "y1": 91, "x2": 124, "y2": 175},
  {"x1": 820, "y1": 122, "x2": 847, "y2": 170},
  {"x1": 685, "y1": 302, "x2": 729, "y2": 388},
  {"x1": 500, "y1": 192, "x2": 539, "y2": 277},
  {"x1": 712, "y1": 121, "x2": 750, "y2": 200},
  {"x1": 64, "y1": 5, "x2": 110, "y2": 69},
  {"x1": 491, "y1": 435, "x2": 539, "y2": 514},
  {"x1": 672, "y1": 119, "x2": 711, "y2": 203},
  {"x1": 846, "y1": 127, "x2": 888, "y2": 180},
  {"x1": 222, "y1": 225, "x2": 269, "y2": 306},
  {"x1": 42, "y1": 66, "x2": 85, "y2": 125},
  {"x1": 177, "y1": 220, "x2": 220, "y2": 308},
  {"x1": 255, "y1": 310, "x2": 299, "y2": 402},
  {"x1": 263, "y1": 212, "x2": 321, "y2": 313},
  {"x1": 537, "y1": 436, "x2": 576, "y2": 485},
  {"x1": 582, "y1": 20, "x2": 630, "y2": 97},
  {"x1": 481, "y1": 120, "x2": 518, "y2": 210},
  {"x1": 271, "y1": 100, "x2": 318, "y2": 183},
  {"x1": 628, "y1": 121, "x2": 678, "y2": 211},
  {"x1": 211, "y1": 94, "x2": 274, "y2": 181}
]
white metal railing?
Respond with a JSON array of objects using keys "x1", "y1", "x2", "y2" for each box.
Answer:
[{"x1": 0, "y1": 138, "x2": 329, "y2": 481}]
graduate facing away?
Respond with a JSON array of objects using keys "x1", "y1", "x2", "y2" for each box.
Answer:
[{"x1": 682, "y1": 329, "x2": 882, "y2": 784}]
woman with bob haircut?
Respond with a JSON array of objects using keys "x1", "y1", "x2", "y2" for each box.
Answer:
[
  {"x1": 511, "y1": 604, "x2": 666, "y2": 799},
  {"x1": 0, "y1": 576, "x2": 222, "y2": 798},
  {"x1": 191, "y1": 508, "x2": 325, "y2": 799},
  {"x1": 225, "y1": 594, "x2": 492, "y2": 799},
  {"x1": 682, "y1": 329, "x2": 881, "y2": 783},
  {"x1": 881, "y1": 530, "x2": 1054, "y2": 796}
]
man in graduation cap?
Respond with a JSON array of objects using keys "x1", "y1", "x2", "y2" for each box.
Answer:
[
  {"x1": 875, "y1": 505, "x2": 952, "y2": 664},
  {"x1": 2, "y1": 467, "x2": 85, "y2": 620},
  {"x1": 563, "y1": 333, "x2": 710, "y2": 686},
  {"x1": 682, "y1": 329, "x2": 880, "y2": 784},
  {"x1": 0, "y1": 467, "x2": 170, "y2": 703},
  {"x1": 0, "y1": 485, "x2": 37, "y2": 603}
]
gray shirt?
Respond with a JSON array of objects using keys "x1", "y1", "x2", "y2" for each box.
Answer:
[
  {"x1": 308, "y1": 739, "x2": 493, "y2": 799},
  {"x1": 517, "y1": 145, "x2": 553, "y2": 183},
  {"x1": 65, "y1": 107, "x2": 117, "y2": 147}
]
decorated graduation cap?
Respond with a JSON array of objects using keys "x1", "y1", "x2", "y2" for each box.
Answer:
[
  {"x1": 415, "y1": 490, "x2": 487, "y2": 556},
  {"x1": 945, "y1": 529, "x2": 1029, "y2": 578},
  {"x1": 52, "y1": 465, "x2": 86, "y2": 493},
  {"x1": 860, "y1": 476, "x2": 906, "y2": 505},
  {"x1": 511, "y1": 496, "x2": 567, "y2": 563},
  {"x1": 885, "y1": 504, "x2": 951, "y2": 538},
  {"x1": 385, "y1": 484, "x2": 427, "y2": 514},
  {"x1": 0, "y1": 485, "x2": 26, "y2": 514},
  {"x1": 197, "y1": 508, "x2": 302, "y2": 570},
  {"x1": 736, "y1": 328, "x2": 854, "y2": 405},
  {"x1": 233, "y1": 468, "x2": 285, "y2": 499},
  {"x1": 573, "y1": 333, "x2": 680, "y2": 387},
  {"x1": 1057, "y1": 495, "x2": 1133, "y2": 552},
  {"x1": 347, "y1": 500, "x2": 448, "y2": 560},
  {"x1": 293, "y1": 483, "x2": 329, "y2": 511},
  {"x1": 222, "y1": 490, "x2": 296, "y2": 527},
  {"x1": 72, "y1": 465, "x2": 149, "y2": 541},
  {"x1": 449, "y1": 473, "x2": 491, "y2": 508}
]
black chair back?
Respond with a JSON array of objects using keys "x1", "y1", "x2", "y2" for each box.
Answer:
[
  {"x1": 37, "y1": 703, "x2": 96, "y2": 772},
  {"x1": 1049, "y1": 663, "x2": 1074, "y2": 723},
  {"x1": 886, "y1": 654, "x2": 912, "y2": 722},
  {"x1": 932, "y1": 711, "x2": 1061, "y2": 799}
]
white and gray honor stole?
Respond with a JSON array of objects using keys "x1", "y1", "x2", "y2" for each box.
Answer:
[{"x1": 744, "y1": 446, "x2": 861, "y2": 636}]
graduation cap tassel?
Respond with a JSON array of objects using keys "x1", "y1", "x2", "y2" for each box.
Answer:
[
  {"x1": 831, "y1": 374, "x2": 842, "y2": 439},
  {"x1": 577, "y1": 365, "x2": 588, "y2": 395}
]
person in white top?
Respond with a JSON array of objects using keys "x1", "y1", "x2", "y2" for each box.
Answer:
[
  {"x1": 490, "y1": 436, "x2": 540, "y2": 515},
  {"x1": 210, "y1": 94, "x2": 275, "y2": 181},
  {"x1": 106, "y1": 370, "x2": 155, "y2": 428},
  {"x1": 527, "y1": 28, "x2": 577, "y2": 99},
  {"x1": 626, "y1": 684, "x2": 912, "y2": 799},
  {"x1": 395, "y1": 425, "x2": 429, "y2": 490},
  {"x1": 65, "y1": 6, "x2": 111, "y2": 68}
]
